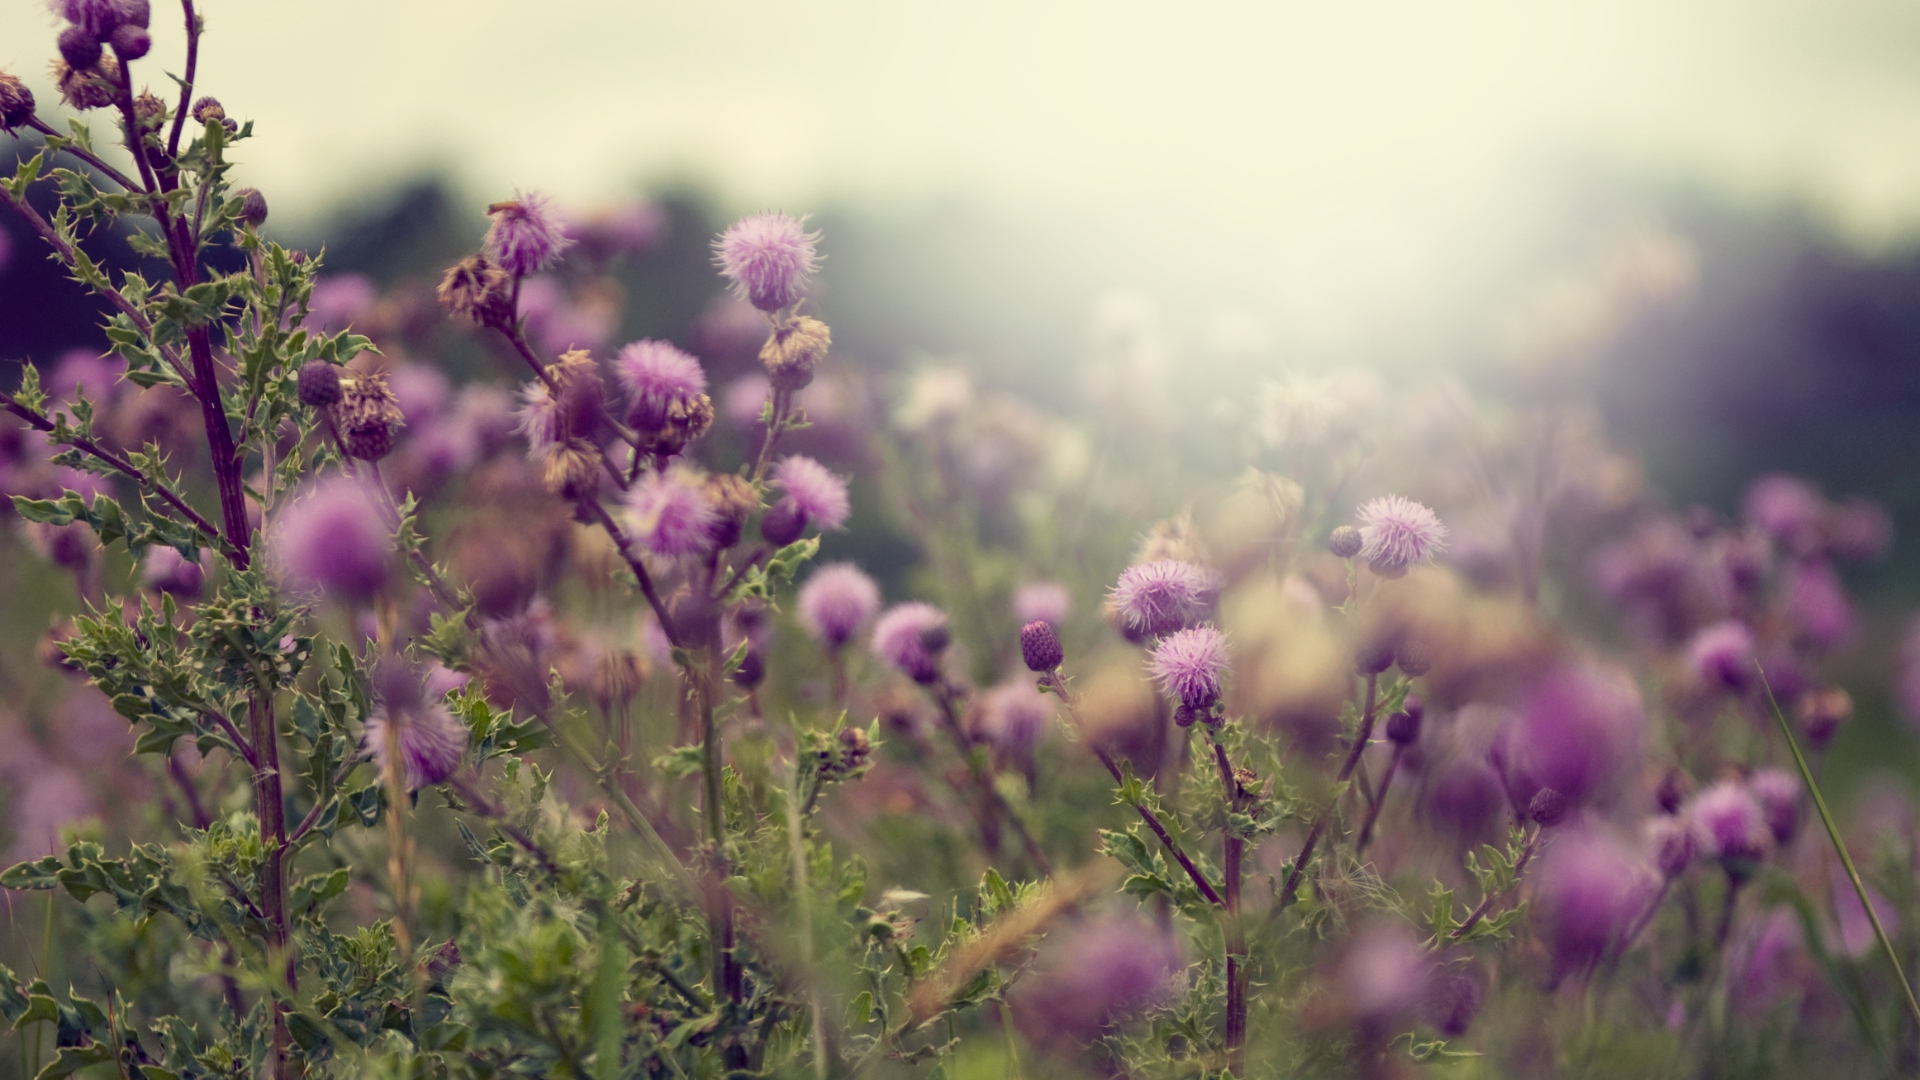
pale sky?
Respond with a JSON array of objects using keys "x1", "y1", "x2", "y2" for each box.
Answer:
[{"x1": 7, "y1": 0, "x2": 1920, "y2": 347}]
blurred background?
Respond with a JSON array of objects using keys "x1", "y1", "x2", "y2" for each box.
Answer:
[{"x1": 5, "y1": 0, "x2": 1920, "y2": 770}]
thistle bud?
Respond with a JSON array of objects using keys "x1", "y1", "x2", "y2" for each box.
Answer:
[
  {"x1": 436, "y1": 253, "x2": 516, "y2": 331},
  {"x1": 58, "y1": 26, "x2": 103, "y2": 71},
  {"x1": 0, "y1": 72, "x2": 34, "y2": 131},
  {"x1": 1173, "y1": 703, "x2": 1199, "y2": 728},
  {"x1": 233, "y1": 187, "x2": 268, "y2": 229},
  {"x1": 296, "y1": 360, "x2": 342, "y2": 408},
  {"x1": 731, "y1": 648, "x2": 765, "y2": 689},
  {"x1": 1327, "y1": 525, "x2": 1363, "y2": 559},
  {"x1": 759, "y1": 500, "x2": 806, "y2": 547},
  {"x1": 1355, "y1": 636, "x2": 1395, "y2": 676},
  {"x1": 338, "y1": 373, "x2": 405, "y2": 462},
  {"x1": 835, "y1": 725, "x2": 872, "y2": 775},
  {"x1": 1385, "y1": 709, "x2": 1420, "y2": 746},
  {"x1": 108, "y1": 23, "x2": 150, "y2": 61},
  {"x1": 1528, "y1": 787, "x2": 1569, "y2": 827},
  {"x1": 760, "y1": 315, "x2": 831, "y2": 391},
  {"x1": 191, "y1": 95, "x2": 225, "y2": 123},
  {"x1": 1395, "y1": 638, "x2": 1432, "y2": 677},
  {"x1": 121, "y1": 0, "x2": 151, "y2": 29},
  {"x1": 541, "y1": 440, "x2": 603, "y2": 501},
  {"x1": 132, "y1": 89, "x2": 166, "y2": 131},
  {"x1": 1020, "y1": 620, "x2": 1064, "y2": 673},
  {"x1": 1401, "y1": 694, "x2": 1424, "y2": 722}
]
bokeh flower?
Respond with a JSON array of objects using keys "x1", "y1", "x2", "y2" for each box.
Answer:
[
  {"x1": 626, "y1": 466, "x2": 720, "y2": 558},
  {"x1": 798, "y1": 563, "x2": 881, "y2": 649},
  {"x1": 268, "y1": 474, "x2": 391, "y2": 602},
  {"x1": 1110, "y1": 559, "x2": 1211, "y2": 638},
  {"x1": 872, "y1": 602, "x2": 949, "y2": 684},
  {"x1": 1012, "y1": 581, "x2": 1071, "y2": 628}
]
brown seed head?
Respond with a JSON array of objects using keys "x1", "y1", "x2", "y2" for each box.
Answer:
[
  {"x1": 541, "y1": 440, "x2": 603, "y2": 502},
  {"x1": 703, "y1": 472, "x2": 760, "y2": 549},
  {"x1": 436, "y1": 254, "x2": 516, "y2": 330},
  {"x1": 53, "y1": 56, "x2": 121, "y2": 112},
  {"x1": 650, "y1": 392, "x2": 714, "y2": 455},
  {"x1": 760, "y1": 315, "x2": 831, "y2": 391},
  {"x1": 0, "y1": 71, "x2": 34, "y2": 131},
  {"x1": 339, "y1": 372, "x2": 405, "y2": 461}
]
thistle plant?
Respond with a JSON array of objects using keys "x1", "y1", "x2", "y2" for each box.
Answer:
[{"x1": 2, "y1": 6, "x2": 1919, "y2": 1080}]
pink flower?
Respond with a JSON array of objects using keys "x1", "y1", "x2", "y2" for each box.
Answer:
[
  {"x1": 1010, "y1": 915, "x2": 1182, "y2": 1050},
  {"x1": 1110, "y1": 560, "x2": 1211, "y2": 638},
  {"x1": 1687, "y1": 781, "x2": 1770, "y2": 862},
  {"x1": 871, "y1": 602, "x2": 950, "y2": 684},
  {"x1": 1356, "y1": 494, "x2": 1447, "y2": 577},
  {"x1": 268, "y1": 474, "x2": 392, "y2": 602},
  {"x1": 1491, "y1": 662, "x2": 1643, "y2": 812},
  {"x1": 1684, "y1": 619, "x2": 1754, "y2": 691},
  {"x1": 485, "y1": 190, "x2": 574, "y2": 278},
  {"x1": 1149, "y1": 626, "x2": 1230, "y2": 713},
  {"x1": 1012, "y1": 581, "x2": 1071, "y2": 628},
  {"x1": 1532, "y1": 827, "x2": 1655, "y2": 981},
  {"x1": 714, "y1": 212, "x2": 819, "y2": 312},
  {"x1": 978, "y1": 681, "x2": 1052, "y2": 757},
  {"x1": 798, "y1": 563, "x2": 882, "y2": 649},
  {"x1": 365, "y1": 703, "x2": 469, "y2": 790},
  {"x1": 615, "y1": 340, "x2": 708, "y2": 431},
  {"x1": 772, "y1": 455, "x2": 850, "y2": 531},
  {"x1": 625, "y1": 466, "x2": 719, "y2": 558}
]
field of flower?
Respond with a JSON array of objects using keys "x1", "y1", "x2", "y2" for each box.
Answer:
[{"x1": 1, "y1": 3, "x2": 1920, "y2": 1078}]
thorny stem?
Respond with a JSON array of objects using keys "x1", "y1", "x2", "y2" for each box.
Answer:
[
  {"x1": 165, "y1": 0, "x2": 200, "y2": 159},
  {"x1": 751, "y1": 388, "x2": 793, "y2": 484},
  {"x1": 23, "y1": 116, "x2": 141, "y2": 191},
  {"x1": 245, "y1": 692, "x2": 293, "y2": 1076},
  {"x1": 1355, "y1": 744, "x2": 1405, "y2": 854},
  {"x1": 1279, "y1": 672, "x2": 1379, "y2": 911},
  {"x1": 1043, "y1": 671, "x2": 1223, "y2": 906},
  {"x1": 581, "y1": 499, "x2": 685, "y2": 649},
  {"x1": 1209, "y1": 733, "x2": 1249, "y2": 1068},
  {"x1": 1449, "y1": 825, "x2": 1543, "y2": 941},
  {"x1": 930, "y1": 679, "x2": 1053, "y2": 878},
  {"x1": 0, "y1": 392, "x2": 229, "y2": 551},
  {"x1": 1756, "y1": 661, "x2": 1920, "y2": 1032}
]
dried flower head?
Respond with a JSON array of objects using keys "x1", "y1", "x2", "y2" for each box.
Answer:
[
  {"x1": 626, "y1": 465, "x2": 719, "y2": 558},
  {"x1": 268, "y1": 474, "x2": 391, "y2": 602},
  {"x1": 338, "y1": 372, "x2": 406, "y2": 461},
  {"x1": 52, "y1": 55, "x2": 120, "y2": 111},
  {"x1": 1356, "y1": 494, "x2": 1448, "y2": 577},
  {"x1": 702, "y1": 472, "x2": 760, "y2": 549},
  {"x1": 1798, "y1": 686, "x2": 1852, "y2": 746},
  {"x1": 872, "y1": 601, "x2": 950, "y2": 684},
  {"x1": 1109, "y1": 559, "x2": 1211, "y2": 638},
  {"x1": 540, "y1": 440, "x2": 603, "y2": 501},
  {"x1": 760, "y1": 315, "x2": 831, "y2": 390},
  {"x1": 772, "y1": 455, "x2": 850, "y2": 532},
  {"x1": 798, "y1": 563, "x2": 882, "y2": 649},
  {"x1": 0, "y1": 72, "x2": 33, "y2": 131},
  {"x1": 616, "y1": 339, "x2": 707, "y2": 433},
  {"x1": 485, "y1": 190, "x2": 573, "y2": 278},
  {"x1": 437, "y1": 253, "x2": 516, "y2": 330},
  {"x1": 1149, "y1": 625, "x2": 1229, "y2": 714},
  {"x1": 716, "y1": 212, "x2": 820, "y2": 312}
]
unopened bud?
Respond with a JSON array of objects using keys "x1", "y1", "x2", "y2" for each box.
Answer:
[
  {"x1": 1020, "y1": 620, "x2": 1063, "y2": 673},
  {"x1": 0, "y1": 72, "x2": 34, "y2": 131},
  {"x1": 58, "y1": 26, "x2": 103, "y2": 71},
  {"x1": 1355, "y1": 637, "x2": 1395, "y2": 676},
  {"x1": 436, "y1": 253, "x2": 516, "y2": 331},
  {"x1": 759, "y1": 501, "x2": 806, "y2": 547},
  {"x1": 1528, "y1": 787, "x2": 1568, "y2": 827},
  {"x1": 54, "y1": 56, "x2": 121, "y2": 112},
  {"x1": 1174, "y1": 703, "x2": 1198, "y2": 728},
  {"x1": 731, "y1": 648, "x2": 765, "y2": 689},
  {"x1": 760, "y1": 315, "x2": 831, "y2": 391},
  {"x1": 191, "y1": 95, "x2": 225, "y2": 123},
  {"x1": 1395, "y1": 638, "x2": 1431, "y2": 677},
  {"x1": 233, "y1": 187, "x2": 268, "y2": 228},
  {"x1": 1327, "y1": 525, "x2": 1363, "y2": 559},
  {"x1": 296, "y1": 360, "x2": 342, "y2": 407},
  {"x1": 1401, "y1": 694, "x2": 1424, "y2": 722},
  {"x1": 108, "y1": 23, "x2": 151, "y2": 61},
  {"x1": 1385, "y1": 709, "x2": 1420, "y2": 746}
]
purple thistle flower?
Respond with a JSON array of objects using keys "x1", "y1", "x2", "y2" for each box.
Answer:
[
  {"x1": 512, "y1": 381, "x2": 567, "y2": 455},
  {"x1": 268, "y1": 474, "x2": 392, "y2": 602},
  {"x1": 1010, "y1": 914, "x2": 1182, "y2": 1050},
  {"x1": 978, "y1": 680, "x2": 1053, "y2": 758},
  {"x1": 485, "y1": 190, "x2": 574, "y2": 278},
  {"x1": 1110, "y1": 560, "x2": 1210, "y2": 638},
  {"x1": 625, "y1": 466, "x2": 720, "y2": 559},
  {"x1": 1334, "y1": 925, "x2": 1429, "y2": 1023},
  {"x1": 1686, "y1": 780, "x2": 1771, "y2": 862},
  {"x1": 1149, "y1": 626, "x2": 1230, "y2": 713},
  {"x1": 1355, "y1": 494, "x2": 1448, "y2": 578},
  {"x1": 364, "y1": 702, "x2": 469, "y2": 790},
  {"x1": 772, "y1": 455, "x2": 850, "y2": 532},
  {"x1": 1744, "y1": 474, "x2": 1825, "y2": 555},
  {"x1": 871, "y1": 601, "x2": 950, "y2": 684},
  {"x1": 307, "y1": 273, "x2": 378, "y2": 333},
  {"x1": 1533, "y1": 827, "x2": 1655, "y2": 981},
  {"x1": 1747, "y1": 768, "x2": 1800, "y2": 846},
  {"x1": 1422, "y1": 756, "x2": 1506, "y2": 844},
  {"x1": 1684, "y1": 619, "x2": 1754, "y2": 691},
  {"x1": 1493, "y1": 662, "x2": 1644, "y2": 813},
  {"x1": 797, "y1": 563, "x2": 881, "y2": 649},
  {"x1": 715, "y1": 212, "x2": 820, "y2": 312},
  {"x1": 1012, "y1": 581, "x2": 1071, "y2": 628},
  {"x1": 1783, "y1": 560, "x2": 1856, "y2": 652},
  {"x1": 615, "y1": 339, "x2": 708, "y2": 431}
]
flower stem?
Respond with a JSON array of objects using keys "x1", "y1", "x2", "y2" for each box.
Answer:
[{"x1": 1757, "y1": 661, "x2": 1920, "y2": 1033}]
